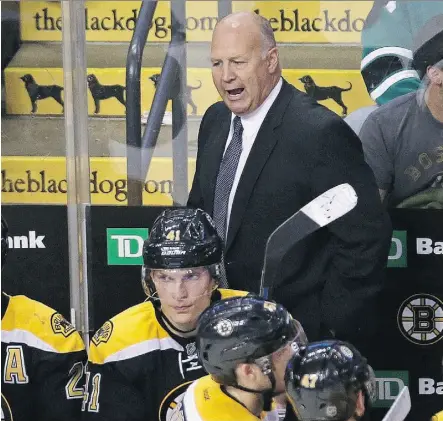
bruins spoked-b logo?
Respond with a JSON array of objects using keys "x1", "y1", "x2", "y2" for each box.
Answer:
[
  {"x1": 214, "y1": 319, "x2": 234, "y2": 337},
  {"x1": 159, "y1": 381, "x2": 193, "y2": 421},
  {"x1": 397, "y1": 293, "x2": 443, "y2": 345},
  {"x1": 92, "y1": 321, "x2": 114, "y2": 346},
  {"x1": 51, "y1": 312, "x2": 76, "y2": 337}
]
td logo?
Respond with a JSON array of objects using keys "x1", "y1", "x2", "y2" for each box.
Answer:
[
  {"x1": 373, "y1": 371, "x2": 409, "y2": 408},
  {"x1": 106, "y1": 228, "x2": 149, "y2": 265},
  {"x1": 387, "y1": 230, "x2": 407, "y2": 268}
]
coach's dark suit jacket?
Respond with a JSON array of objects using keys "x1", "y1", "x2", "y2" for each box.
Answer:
[{"x1": 188, "y1": 79, "x2": 392, "y2": 344}]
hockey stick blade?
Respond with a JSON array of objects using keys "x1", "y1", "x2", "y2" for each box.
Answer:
[
  {"x1": 381, "y1": 386, "x2": 411, "y2": 421},
  {"x1": 259, "y1": 183, "x2": 358, "y2": 299}
]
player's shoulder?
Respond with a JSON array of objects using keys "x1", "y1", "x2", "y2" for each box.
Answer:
[
  {"x1": 218, "y1": 288, "x2": 249, "y2": 300},
  {"x1": 1, "y1": 293, "x2": 85, "y2": 354},
  {"x1": 184, "y1": 375, "x2": 257, "y2": 421},
  {"x1": 89, "y1": 300, "x2": 173, "y2": 364},
  {"x1": 182, "y1": 376, "x2": 222, "y2": 418}
]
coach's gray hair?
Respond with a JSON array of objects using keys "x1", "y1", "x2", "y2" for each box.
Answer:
[
  {"x1": 435, "y1": 58, "x2": 443, "y2": 71},
  {"x1": 255, "y1": 14, "x2": 277, "y2": 56}
]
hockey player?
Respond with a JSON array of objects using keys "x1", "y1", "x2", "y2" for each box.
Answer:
[
  {"x1": 171, "y1": 295, "x2": 308, "y2": 421},
  {"x1": 284, "y1": 340, "x2": 376, "y2": 421},
  {"x1": 82, "y1": 208, "x2": 248, "y2": 421},
  {"x1": 1, "y1": 215, "x2": 87, "y2": 421}
]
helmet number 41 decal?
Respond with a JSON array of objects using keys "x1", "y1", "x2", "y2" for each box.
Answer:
[{"x1": 166, "y1": 230, "x2": 181, "y2": 241}]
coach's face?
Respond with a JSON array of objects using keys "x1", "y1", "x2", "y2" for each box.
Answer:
[{"x1": 211, "y1": 14, "x2": 279, "y2": 116}]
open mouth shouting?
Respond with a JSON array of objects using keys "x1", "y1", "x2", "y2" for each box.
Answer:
[{"x1": 226, "y1": 87, "x2": 245, "y2": 100}]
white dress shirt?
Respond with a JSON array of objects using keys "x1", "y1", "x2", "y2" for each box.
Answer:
[{"x1": 223, "y1": 77, "x2": 283, "y2": 235}]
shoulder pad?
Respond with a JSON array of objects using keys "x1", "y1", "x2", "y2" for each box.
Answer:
[
  {"x1": 2, "y1": 295, "x2": 84, "y2": 354},
  {"x1": 88, "y1": 301, "x2": 179, "y2": 364}
]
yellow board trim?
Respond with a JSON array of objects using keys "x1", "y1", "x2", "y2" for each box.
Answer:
[
  {"x1": 5, "y1": 67, "x2": 374, "y2": 117},
  {"x1": 19, "y1": 1, "x2": 373, "y2": 43},
  {"x1": 1, "y1": 156, "x2": 196, "y2": 206}
]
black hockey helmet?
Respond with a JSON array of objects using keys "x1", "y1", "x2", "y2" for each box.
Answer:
[
  {"x1": 1, "y1": 215, "x2": 8, "y2": 268},
  {"x1": 285, "y1": 340, "x2": 376, "y2": 421},
  {"x1": 142, "y1": 208, "x2": 223, "y2": 297},
  {"x1": 197, "y1": 295, "x2": 308, "y2": 388}
]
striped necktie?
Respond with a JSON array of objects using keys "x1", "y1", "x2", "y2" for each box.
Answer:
[{"x1": 213, "y1": 116, "x2": 244, "y2": 243}]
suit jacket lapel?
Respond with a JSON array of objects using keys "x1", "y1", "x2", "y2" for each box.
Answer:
[
  {"x1": 225, "y1": 80, "x2": 294, "y2": 252},
  {"x1": 201, "y1": 107, "x2": 231, "y2": 216}
]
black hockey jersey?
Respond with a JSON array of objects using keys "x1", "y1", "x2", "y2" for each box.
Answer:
[
  {"x1": 1, "y1": 292, "x2": 87, "y2": 421},
  {"x1": 82, "y1": 289, "x2": 248, "y2": 421}
]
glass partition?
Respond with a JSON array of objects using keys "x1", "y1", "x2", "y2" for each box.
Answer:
[{"x1": 2, "y1": 0, "x2": 377, "y2": 207}]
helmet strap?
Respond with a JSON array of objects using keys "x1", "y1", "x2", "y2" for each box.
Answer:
[
  {"x1": 262, "y1": 370, "x2": 277, "y2": 411},
  {"x1": 229, "y1": 383, "x2": 276, "y2": 412}
]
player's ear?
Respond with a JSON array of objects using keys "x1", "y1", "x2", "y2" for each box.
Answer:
[
  {"x1": 235, "y1": 362, "x2": 256, "y2": 382},
  {"x1": 355, "y1": 390, "x2": 365, "y2": 417}
]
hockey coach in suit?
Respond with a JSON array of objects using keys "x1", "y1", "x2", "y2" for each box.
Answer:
[{"x1": 187, "y1": 12, "x2": 392, "y2": 347}]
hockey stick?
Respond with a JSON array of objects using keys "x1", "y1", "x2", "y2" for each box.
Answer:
[
  {"x1": 381, "y1": 386, "x2": 411, "y2": 421},
  {"x1": 259, "y1": 183, "x2": 358, "y2": 299}
]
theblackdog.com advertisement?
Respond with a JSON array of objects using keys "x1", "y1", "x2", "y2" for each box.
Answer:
[
  {"x1": 1, "y1": 157, "x2": 196, "y2": 205},
  {"x1": 20, "y1": 1, "x2": 373, "y2": 43}
]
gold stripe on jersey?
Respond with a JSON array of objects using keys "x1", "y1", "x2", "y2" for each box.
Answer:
[
  {"x1": 1, "y1": 294, "x2": 85, "y2": 354},
  {"x1": 185, "y1": 376, "x2": 260, "y2": 421},
  {"x1": 89, "y1": 288, "x2": 248, "y2": 365},
  {"x1": 432, "y1": 411, "x2": 443, "y2": 421},
  {"x1": 219, "y1": 289, "x2": 249, "y2": 300}
]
